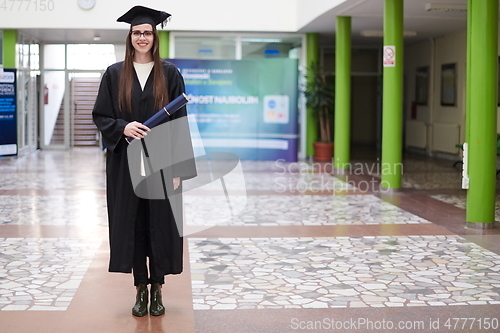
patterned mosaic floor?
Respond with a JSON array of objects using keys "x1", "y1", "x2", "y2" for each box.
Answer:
[
  {"x1": 185, "y1": 194, "x2": 431, "y2": 226},
  {"x1": 0, "y1": 238, "x2": 101, "y2": 311},
  {"x1": 351, "y1": 157, "x2": 455, "y2": 173},
  {"x1": 2, "y1": 148, "x2": 500, "y2": 320},
  {"x1": 189, "y1": 236, "x2": 500, "y2": 310},
  {"x1": 431, "y1": 194, "x2": 500, "y2": 222},
  {"x1": 402, "y1": 172, "x2": 465, "y2": 190},
  {"x1": 352, "y1": 156, "x2": 500, "y2": 190},
  {"x1": 0, "y1": 195, "x2": 108, "y2": 225},
  {"x1": 350, "y1": 157, "x2": 466, "y2": 190},
  {"x1": 238, "y1": 172, "x2": 356, "y2": 192},
  {"x1": 403, "y1": 170, "x2": 500, "y2": 191},
  {"x1": 0, "y1": 172, "x2": 105, "y2": 190}
]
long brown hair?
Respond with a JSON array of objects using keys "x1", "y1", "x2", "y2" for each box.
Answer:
[{"x1": 118, "y1": 26, "x2": 169, "y2": 113}]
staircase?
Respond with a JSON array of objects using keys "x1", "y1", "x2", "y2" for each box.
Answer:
[
  {"x1": 49, "y1": 100, "x2": 65, "y2": 145},
  {"x1": 72, "y1": 78, "x2": 100, "y2": 147}
]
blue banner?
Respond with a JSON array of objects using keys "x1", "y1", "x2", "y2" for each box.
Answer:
[
  {"x1": 0, "y1": 68, "x2": 17, "y2": 156},
  {"x1": 168, "y1": 59, "x2": 299, "y2": 162}
]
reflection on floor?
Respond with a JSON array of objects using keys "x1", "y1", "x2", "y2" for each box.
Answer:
[
  {"x1": 1, "y1": 147, "x2": 500, "y2": 333},
  {"x1": 432, "y1": 194, "x2": 500, "y2": 222},
  {"x1": 185, "y1": 195, "x2": 432, "y2": 226}
]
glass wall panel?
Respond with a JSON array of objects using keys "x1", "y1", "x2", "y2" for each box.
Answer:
[
  {"x1": 67, "y1": 44, "x2": 116, "y2": 70},
  {"x1": 41, "y1": 43, "x2": 117, "y2": 150},
  {"x1": 30, "y1": 44, "x2": 39, "y2": 70},
  {"x1": 21, "y1": 44, "x2": 30, "y2": 68},
  {"x1": 175, "y1": 36, "x2": 236, "y2": 59},
  {"x1": 69, "y1": 72, "x2": 102, "y2": 147},
  {"x1": 241, "y1": 37, "x2": 301, "y2": 59},
  {"x1": 44, "y1": 44, "x2": 65, "y2": 70},
  {"x1": 43, "y1": 71, "x2": 66, "y2": 146},
  {"x1": 17, "y1": 34, "x2": 40, "y2": 154}
]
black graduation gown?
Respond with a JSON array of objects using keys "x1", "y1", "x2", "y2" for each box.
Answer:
[{"x1": 92, "y1": 60, "x2": 197, "y2": 275}]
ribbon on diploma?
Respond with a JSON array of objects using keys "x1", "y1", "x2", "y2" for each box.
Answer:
[{"x1": 125, "y1": 93, "x2": 189, "y2": 144}]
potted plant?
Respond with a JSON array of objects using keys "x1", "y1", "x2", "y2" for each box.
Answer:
[{"x1": 303, "y1": 63, "x2": 335, "y2": 161}]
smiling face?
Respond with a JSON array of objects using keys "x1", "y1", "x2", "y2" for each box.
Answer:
[{"x1": 130, "y1": 23, "x2": 155, "y2": 57}]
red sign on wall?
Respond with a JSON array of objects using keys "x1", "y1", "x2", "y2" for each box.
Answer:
[{"x1": 383, "y1": 46, "x2": 396, "y2": 67}]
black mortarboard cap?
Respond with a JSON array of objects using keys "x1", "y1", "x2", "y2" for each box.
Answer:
[{"x1": 117, "y1": 5, "x2": 171, "y2": 28}]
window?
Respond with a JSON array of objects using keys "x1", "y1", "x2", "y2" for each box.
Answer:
[
  {"x1": 415, "y1": 66, "x2": 429, "y2": 105},
  {"x1": 440, "y1": 63, "x2": 456, "y2": 106},
  {"x1": 67, "y1": 44, "x2": 116, "y2": 70},
  {"x1": 44, "y1": 44, "x2": 65, "y2": 70},
  {"x1": 175, "y1": 36, "x2": 236, "y2": 60},
  {"x1": 172, "y1": 34, "x2": 303, "y2": 60},
  {"x1": 241, "y1": 37, "x2": 301, "y2": 59},
  {"x1": 30, "y1": 44, "x2": 40, "y2": 70}
]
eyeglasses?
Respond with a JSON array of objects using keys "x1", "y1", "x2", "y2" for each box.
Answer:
[{"x1": 130, "y1": 30, "x2": 154, "y2": 38}]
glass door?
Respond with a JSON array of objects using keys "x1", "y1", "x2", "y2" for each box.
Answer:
[
  {"x1": 42, "y1": 70, "x2": 68, "y2": 148},
  {"x1": 69, "y1": 72, "x2": 103, "y2": 148},
  {"x1": 41, "y1": 44, "x2": 68, "y2": 149},
  {"x1": 16, "y1": 36, "x2": 40, "y2": 154},
  {"x1": 40, "y1": 43, "x2": 115, "y2": 149}
]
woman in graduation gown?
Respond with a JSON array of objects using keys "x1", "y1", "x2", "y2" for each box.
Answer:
[{"x1": 92, "y1": 6, "x2": 196, "y2": 317}]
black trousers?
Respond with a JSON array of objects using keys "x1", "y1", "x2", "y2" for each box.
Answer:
[{"x1": 132, "y1": 199, "x2": 165, "y2": 286}]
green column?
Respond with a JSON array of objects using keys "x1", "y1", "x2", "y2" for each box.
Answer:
[
  {"x1": 465, "y1": 0, "x2": 472, "y2": 145},
  {"x1": 466, "y1": 0, "x2": 498, "y2": 227},
  {"x1": 306, "y1": 33, "x2": 319, "y2": 158},
  {"x1": 158, "y1": 30, "x2": 170, "y2": 59},
  {"x1": 381, "y1": 0, "x2": 403, "y2": 189},
  {"x1": 3, "y1": 29, "x2": 17, "y2": 68},
  {"x1": 334, "y1": 16, "x2": 351, "y2": 170}
]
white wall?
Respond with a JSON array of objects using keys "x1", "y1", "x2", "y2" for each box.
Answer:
[
  {"x1": 0, "y1": 0, "x2": 351, "y2": 32},
  {"x1": 1, "y1": 0, "x2": 300, "y2": 32},
  {"x1": 404, "y1": 30, "x2": 467, "y2": 155},
  {"x1": 296, "y1": 0, "x2": 348, "y2": 29},
  {"x1": 433, "y1": 31, "x2": 466, "y2": 127}
]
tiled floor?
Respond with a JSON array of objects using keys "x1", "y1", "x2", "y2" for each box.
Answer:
[
  {"x1": 1, "y1": 147, "x2": 500, "y2": 332},
  {"x1": 431, "y1": 194, "x2": 500, "y2": 222},
  {"x1": 0, "y1": 237, "x2": 102, "y2": 311},
  {"x1": 189, "y1": 236, "x2": 500, "y2": 310},
  {"x1": 185, "y1": 194, "x2": 432, "y2": 226}
]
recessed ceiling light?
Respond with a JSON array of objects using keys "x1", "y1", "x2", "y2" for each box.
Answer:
[
  {"x1": 241, "y1": 38, "x2": 282, "y2": 43},
  {"x1": 425, "y1": 3, "x2": 467, "y2": 12},
  {"x1": 360, "y1": 30, "x2": 417, "y2": 37}
]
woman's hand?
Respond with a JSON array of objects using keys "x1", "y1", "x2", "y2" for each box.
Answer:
[
  {"x1": 124, "y1": 121, "x2": 150, "y2": 140},
  {"x1": 173, "y1": 177, "x2": 180, "y2": 190}
]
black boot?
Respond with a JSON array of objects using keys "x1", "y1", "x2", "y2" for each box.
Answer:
[
  {"x1": 149, "y1": 283, "x2": 165, "y2": 316},
  {"x1": 132, "y1": 284, "x2": 148, "y2": 317}
]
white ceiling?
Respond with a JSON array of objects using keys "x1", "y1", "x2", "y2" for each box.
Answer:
[
  {"x1": 299, "y1": 0, "x2": 469, "y2": 46},
  {"x1": 20, "y1": 0, "x2": 469, "y2": 46}
]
